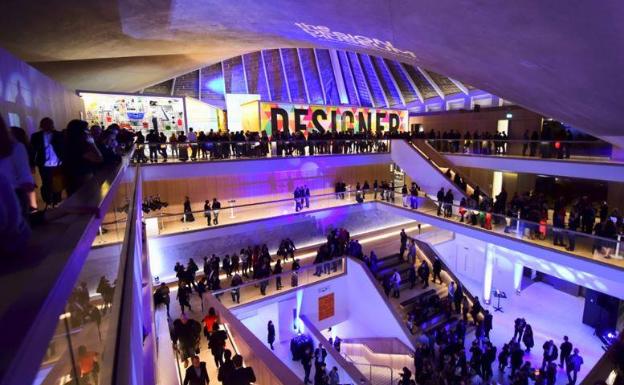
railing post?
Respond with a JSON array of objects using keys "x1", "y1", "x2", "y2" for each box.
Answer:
[{"x1": 228, "y1": 199, "x2": 236, "y2": 219}]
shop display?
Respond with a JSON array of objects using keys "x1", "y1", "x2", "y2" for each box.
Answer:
[{"x1": 80, "y1": 92, "x2": 186, "y2": 134}]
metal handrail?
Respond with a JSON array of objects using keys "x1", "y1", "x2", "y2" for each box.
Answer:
[{"x1": 210, "y1": 256, "x2": 347, "y2": 297}]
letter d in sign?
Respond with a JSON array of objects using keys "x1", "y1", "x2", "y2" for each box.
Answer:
[{"x1": 271, "y1": 107, "x2": 289, "y2": 135}]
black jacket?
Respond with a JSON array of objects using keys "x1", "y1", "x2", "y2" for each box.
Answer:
[
  {"x1": 183, "y1": 362, "x2": 210, "y2": 385},
  {"x1": 230, "y1": 367, "x2": 256, "y2": 385}
]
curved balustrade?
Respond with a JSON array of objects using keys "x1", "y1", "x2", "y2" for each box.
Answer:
[
  {"x1": 133, "y1": 139, "x2": 391, "y2": 164},
  {"x1": 425, "y1": 138, "x2": 615, "y2": 162}
]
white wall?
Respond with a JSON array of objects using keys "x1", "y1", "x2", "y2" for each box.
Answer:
[
  {"x1": 434, "y1": 234, "x2": 487, "y2": 296},
  {"x1": 390, "y1": 139, "x2": 465, "y2": 201},
  {"x1": 446, "y1": 154, "x2": 624, "y2": 183},
  {"x1": 433, "y1": 233, "x2": 624, "y2": 301},
  {"x1": 185, "y1": 96, "x2": 221, "y2": 132},
  {"x1": 231, "y1": 258, "x2": 413, "y2": 352},
  {"x1": 0, "y1": 47, "x2": 83, "y2": 135}
]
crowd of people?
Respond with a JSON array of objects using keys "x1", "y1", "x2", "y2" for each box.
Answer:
[
  {"x1": 153, "y1": 238, "x2": 303, "y2": 314},
  {"x1": 0, "y1": 114, "x2": 131, "y2": 254},
  {"x1": 422, "y1": 127, "x2": 598, "y2": 159},
  {"x1": 447, "y1": 184, "x2": 623, "y2": 257},
  {"x1": 169, "y1": 306, "x2": 257, "y2": 385},
  {"x1": 134, "y1": 128, "x2": 392, "y2": 163},
  {"x1": 395, "y1": 315, "x2": 585, "y2": 385}
]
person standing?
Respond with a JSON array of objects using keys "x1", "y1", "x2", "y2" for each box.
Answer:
[
  {"x1": 483, "y1": 310, "x2": 493, "y2": 339},
  {"x1": 77, "y1": 345, "x2": 99, "y2": 384},
  {"x1": 522, "y1": 129, "x2": 529, "y2": 156},
  {"x1": 203, "y1": 200, "x2": 211, "y2": 226},
  {"x1": 230, "y1": 273, "x2": 242, "y2": 304},
  {"x1": 408, "y1": 264, "x2": 417, "y2": 290},
  {"x1": 566, "y1": 348, "x2": 583, "y2": 385},
  {"x1": 328, "y1": 366, "x2": 339, "y2": 385},
  {"x1": 432, "y1": 256, "x2": 443, "y2": 284},
  {"x1": 31, "y1": 117, "x2": 64, "y2": 207},
  {"x1": 172, "y1": 314, "x2": 202, "y2": 368},
  {"x1": 437, "y1": 187, "x2": 445, "y2": 216},
  {"x1": 522, "y1": 324, "x2": 534, "y2": 353},
  {"x1": 391, "y1": 269, "x2": 401, "y2": 298},
  {"x1": 305, "y1": 185, "x2": 311, "y2": 208},
  {"x1": 231, "y1": 354, "x2": 256, "y2": 385},
  {"x1": 182, "y1": 196, "x2": 195, "y2": 222},
  {"x1": 541, "y1": 340, "x2": 559, "y2": 370},
  {"x1": 146, "y1": 129, "x2": 159, "y2": 163},
  {"x1": 177, "y1": 283, "x2": 192, "y2": 314},
  {"x1": 418, "y1": 260, "x2": 430, "y2": 288},
  {"x1": 217, "y1": 349, "x2": 235, "y2": 385},
  {"x1": 208, "y1": 323, "x2": 227, "y2": 368},
  {"x1": 399, "y1": 229, "x2": 407, "y2": 260},
  {"x1": 302, "y1": 346, "x2": 313, "y2": 384},
  {"x1": 183, "y1": 355, "x2": 209, "y2": 385},
  {"x1": 498, "y1": 343, "x2": 510, "y2": 372},
  {"x1": 212, "y1": 197, "x2": 221, "y2": 225},
  {"x1": 567, "y1": 210, "x2": 579, "y2": 251},
  {"x1": 274, "y1": 259, "x2": 283, "y2": 290},
  {"x1": 407, "y1": 240, "x2": 416, "y2": 265},
  {"x1": 154, "y1": 283, "x2": 171, "y2": 318},
  {"x1": 188, "y1": 128, "x2": 198, "y2": 161},
  {"x1": 559, "y1": 336, "x2": 573, "y2": 368},
  {"x1": 267, "y1": 320, "x2": 276, "y2": 350}
]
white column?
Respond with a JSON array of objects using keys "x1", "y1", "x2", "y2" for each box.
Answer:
[
  {"x1": 483, "y1": 243, "x2": 495, "y2": 304},
  {"x1": 513, "y1": 262, "x2": 524, "y2": 293}
]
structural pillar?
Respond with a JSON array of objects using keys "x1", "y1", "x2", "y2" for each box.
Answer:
[{"x1": 483, "y1": 243, "x2": 495, "y2": 304}]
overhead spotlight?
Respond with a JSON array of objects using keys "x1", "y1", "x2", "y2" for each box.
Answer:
[{"x1": 506, "y1": 112, "x2": 513, "y2": 119}]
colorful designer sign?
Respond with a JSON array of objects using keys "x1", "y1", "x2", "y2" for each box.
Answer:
[{"x1": 246, "y1": 101, "x2": 408, "y2": 135}]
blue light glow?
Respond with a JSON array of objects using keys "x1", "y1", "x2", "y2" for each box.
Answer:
[{"x1": 206, "y1": 77, "x2": 225, "y2": 94}]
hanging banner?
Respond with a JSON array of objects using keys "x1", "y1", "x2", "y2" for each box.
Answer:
[{"x1": 242, "y1": 101, "x2": 408, "y2": 135}]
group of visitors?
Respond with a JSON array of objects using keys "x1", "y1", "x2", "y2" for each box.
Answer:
[
  {"x1": 299, "y1": 341, "x2": 341, "y2": 385},
  {"x1": 401, "y1": 182, "x2": 421, "y2": 209},
  {"x1": 170, "y1": 307, "x2": 256, "y2": 385},
  {"x1": 134, "y1": 128, "x2": 392, "y2": 163},
  {"x1": 0, "y1": 114, "x2": 130, "y2": 254},
  {"x1": 158, "y1": 238, "x2": 303, "y2": 310},
  {"x1": 423, "y1": 127, "x2": 589, "y2": 159},
  {"x1": 293, "y1": 185, "x2": 311, "y2": 211},
  {"x1": 436, "y1": 187, "x2": 455, "y2": 217},
  {"x1": 312, "y1": 228, "x2": 351, "y2": 276},
  {"x1": 426, "y1": 128, "x2": 510, "y2": 155},
  {"x1": 397, "y1": 314, "x2": 584, "y2": 385}
]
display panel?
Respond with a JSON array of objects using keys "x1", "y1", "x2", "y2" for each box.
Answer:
[{"x1": 80, "y1": 91, "x2": 186, "y2": 133}]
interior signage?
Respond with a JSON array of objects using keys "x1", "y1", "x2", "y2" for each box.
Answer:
[
  {"x1": 295, "y1": 22, "x2": 417, "y2": 59},
  {"x1": 259, "y1": 102, "x2": 408, "y2": 135},
  {"x1": 318, "y1": 293, "x2": 335, "y2": 321}
]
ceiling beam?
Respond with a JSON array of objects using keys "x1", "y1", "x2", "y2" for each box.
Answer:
[
  {"x1": 380, "y1": 58, "x2": 405, "y2": 107},
  {"x1": 398, "y1": 62, "x2": 424, "y2": 104},
  {"x1": 449, "y1": 77, "x2": 469, "y2": 95},
  {"x1": 417, "y1": 67, "x2": 445, "y2": 100}
]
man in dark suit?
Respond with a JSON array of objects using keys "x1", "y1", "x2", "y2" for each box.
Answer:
[
  {"x1": 183, "y1": 356, "x2": 209, "y2": 385},
  {"x1": 231, "y1": 354, "x2": 256, "y2": 385},
  {"x1": 30, "y1": 117, "x2": 64, "y2": 207},
  {"x1": 218, "y1": 349, "x2": 235, "y2": 385}
]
